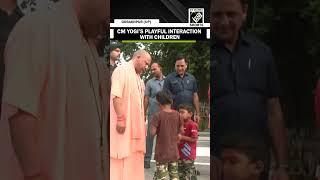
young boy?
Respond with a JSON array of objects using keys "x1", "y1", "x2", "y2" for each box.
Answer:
[
  {"x1": 178, "y1": 104, "x2": 199, "y2": 180},
  {"x1": 150, "y1": 90, "x2": 183, "y2": 180},
  {"x1": 221, "y1": 133, "x2": 268, "y2": 180}
]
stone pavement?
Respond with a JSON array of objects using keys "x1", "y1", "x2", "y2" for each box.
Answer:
[{"x1": 144, "y1": 131, "x2": 210, "y2": 180}]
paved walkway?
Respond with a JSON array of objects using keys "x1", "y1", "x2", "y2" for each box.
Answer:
[{"x1": 144, "y1": 131, "x2": 211, "y2": 179}]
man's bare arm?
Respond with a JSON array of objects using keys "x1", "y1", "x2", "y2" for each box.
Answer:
[
  {"x1": 144, "y1": 96, "x2": 149, "y2": 117},
  {"x1": 267, "y1": 97, "x2": 288, "y2": 167},
  {"x1": 9, "y1": 110, "x2": 41, "y2": 178},
  {"x1": 193, "y1": 92, "x2": 201, "y2": 122},
  {"x1": 150, "y1": 125, "x2": 157, "y2": 136},
  {"x1": 113, "y1": 96, "x2": 126, "y2": 134},
  {"x1": 113, "y1": 96, "x2": 124, "y2": 117},
  {"x1": 193, "y1": 93, "x2": 200, "y2": 115}
]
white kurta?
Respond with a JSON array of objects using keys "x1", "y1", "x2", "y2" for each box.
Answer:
[{"x1": 0, "y1": 2, "x2": 108, "y2": 180}]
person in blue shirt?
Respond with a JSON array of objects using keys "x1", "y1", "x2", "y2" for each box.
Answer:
[{"x1": 163, "y1": 55, "x2": 201, "y2": 124}]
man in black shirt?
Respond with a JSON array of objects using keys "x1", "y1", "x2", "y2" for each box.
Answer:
[
  {"x1": 211, "y1": 0, "x2": 289, "y2": 179},
  {"x1": 107, "y1": 43, "x2": 122, "y2": 74}
]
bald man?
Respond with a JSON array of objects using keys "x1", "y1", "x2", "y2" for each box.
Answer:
[
  {"x1": 0, "y1": 0, "x2": 109, "y2": 180},
  {"x1": 110, "y1": 50, "x2": 151, "y2": 180}
]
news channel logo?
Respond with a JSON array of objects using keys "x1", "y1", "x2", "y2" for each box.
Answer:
[{"x1": 188, "y1": 8, "x2": 204, "y2": 24}]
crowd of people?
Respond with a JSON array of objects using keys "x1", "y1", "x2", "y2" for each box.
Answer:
[
  {"x1": 107, "y1": 45, "x2": 204, "y2": 179},
  {"x1": 0, "y1": 1, "x2": 206, "y2": 180}
]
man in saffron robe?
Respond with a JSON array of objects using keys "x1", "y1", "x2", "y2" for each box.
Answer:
[{"x1": 110, "y1": 49, "x2": 151, "y2": 180}]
